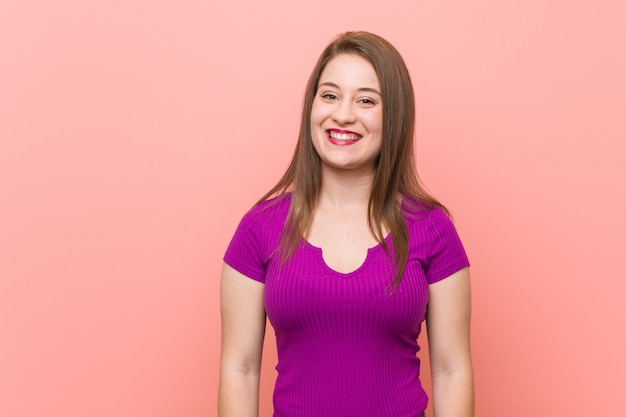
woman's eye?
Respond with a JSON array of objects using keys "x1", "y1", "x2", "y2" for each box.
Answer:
[
  {"x1": 359, "y1": 98, "x2": 376, "y2": 105},
  {"x1": 321, "y1": 93, "x2": 338, "y2": 100}
]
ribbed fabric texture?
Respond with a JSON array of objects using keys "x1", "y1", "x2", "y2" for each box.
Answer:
[{"x1": 224, "y1": 194, "x2": 469, "y2": 417}]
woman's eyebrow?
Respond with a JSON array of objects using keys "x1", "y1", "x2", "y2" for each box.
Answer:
[{"x1": 318, "y1": 82, "x2": 381, "y2": 96}]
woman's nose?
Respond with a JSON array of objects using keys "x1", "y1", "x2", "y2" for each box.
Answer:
[{"x1": 331, "y1": 102, "x2": 356, "y2": 124}]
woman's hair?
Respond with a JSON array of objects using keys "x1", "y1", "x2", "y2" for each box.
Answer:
[{"x1": 259, "y1": 31, "x2": 446, "y2": 287}]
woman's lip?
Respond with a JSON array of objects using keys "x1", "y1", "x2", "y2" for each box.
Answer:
[
  {"x1": 327, "y1": 128, "x2": 359, "y2": 135},
  {"x1": 328, "y1": 137, "x2": 359, "y2": 146},
  {"x1": 326, "y1": 129, "x2": 362, "y2": 146}
]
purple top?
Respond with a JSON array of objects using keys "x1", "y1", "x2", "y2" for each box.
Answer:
[{"x1": 224, "y1": 194, "x2": 469, "y2": 417}]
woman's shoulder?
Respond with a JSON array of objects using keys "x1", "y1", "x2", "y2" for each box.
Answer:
[
  {"x1": 401, "y1": 196, "x2": 469, "y2": 279},
  {"x1": 239, "y1": 192, "x2": 292, "y2": 230},
  {"x1": 224, "y1": 194, "x2": 291, "y2": 281},
  {"x1": 400, "y1": 196, "x2": 460, "y2": 245},
  {"x1": 401, "y1": 196, "x2": 448, "y2": 225}
]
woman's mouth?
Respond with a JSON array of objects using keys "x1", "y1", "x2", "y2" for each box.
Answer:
[{"x1": 326, "y1": 129, "x2": 362, "y2": 145}]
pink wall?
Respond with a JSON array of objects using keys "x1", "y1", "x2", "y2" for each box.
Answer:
[{"x1": 1, "y1": 1, "x2": 624, "y2": 416}]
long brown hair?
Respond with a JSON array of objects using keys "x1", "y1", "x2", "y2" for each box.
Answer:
[{"x1": 259, "y1": 31, "x2": 446, "y2": 287}]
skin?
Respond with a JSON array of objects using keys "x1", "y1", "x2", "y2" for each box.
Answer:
[
  {"x1": 427, "y1": 267, "x2": 474, "y2": 417},
  {"x1": 218, "y1": 53, "x2": 474, "y2": 417},
  {"x1": 218, "y1": 264, "x2": 265, "y2": 417}
]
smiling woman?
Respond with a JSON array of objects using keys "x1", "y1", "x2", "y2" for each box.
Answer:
[{"x1": 219, "y1": 31, "x2": 474, "y2": 417}]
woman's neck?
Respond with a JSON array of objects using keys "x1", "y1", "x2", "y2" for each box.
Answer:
[{"x1": 317, "y1": 167, "x2": 374, "y2": 210}]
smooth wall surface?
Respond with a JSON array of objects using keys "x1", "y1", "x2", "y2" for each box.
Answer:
[{"x1": 1, "y1": 1, "x2": 625, "y2": 416}]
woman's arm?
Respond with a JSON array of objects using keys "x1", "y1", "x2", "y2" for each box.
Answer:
[
  {"x1": 218, "y1": 263, "x2": 266, "y2": 417},
  {"x1": 426, "y1": 267, "x2": 474, "y2": 417}
]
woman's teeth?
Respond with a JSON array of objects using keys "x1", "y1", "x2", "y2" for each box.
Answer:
[{"x1": 329, "y1": 131, "x2": 360, "y2": 141}]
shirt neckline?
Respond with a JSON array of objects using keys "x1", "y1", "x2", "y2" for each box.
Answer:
[{"x1": 302, "y1": 234, "x2": 393, "y2": 277}]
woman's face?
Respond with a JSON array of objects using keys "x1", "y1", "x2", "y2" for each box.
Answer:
[{"x1": 310, "y1": 54, "x2": 383, "y2": 176}]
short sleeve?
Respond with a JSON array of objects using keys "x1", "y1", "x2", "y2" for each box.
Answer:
[
  {"x1": 223, "y1": 210, "x2": 268, "y2": 283},
  {"x1": 425, "y1": 207, "x2": 470, "y2": 284},
  {"x1": 223, "y1": 196, "x2": 290, "y2": 283}
]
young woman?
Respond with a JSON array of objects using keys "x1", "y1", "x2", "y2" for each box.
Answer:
[{"x1": 219, "y1": 31, "x2": 474, "y2": 417}]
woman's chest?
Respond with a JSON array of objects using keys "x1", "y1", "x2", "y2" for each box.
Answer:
[{"x1": 264, "y1": 246, "x2": 430, "y2": 338}]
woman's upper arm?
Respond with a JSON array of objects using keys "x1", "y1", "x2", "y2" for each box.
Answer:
[
  {"x1": 220, "y1": 263, "x2": 266, "y2": 372},
  {"x1": 426, "y1": 267, "x2": 472, "y2": 374}
]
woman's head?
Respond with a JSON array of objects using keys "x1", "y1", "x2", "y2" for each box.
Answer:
[
  {"x1": 309, "y1": 53, "x2": 384, "y2": 175},
  {"x1": 296, "y1": 31, "x2": 416, "y2": 189}
]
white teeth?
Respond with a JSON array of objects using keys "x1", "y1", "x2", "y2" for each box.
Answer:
[{"x1": 329, "y1": 131, "x2": 360, "y2": 141}]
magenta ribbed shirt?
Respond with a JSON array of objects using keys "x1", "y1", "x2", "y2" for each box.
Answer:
[{"x1": 224, "y1": 194, "x2": 469, "y2": 417}]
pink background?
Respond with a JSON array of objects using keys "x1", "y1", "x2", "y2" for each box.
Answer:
[{"x1": 1, "y1": 1, "x2": 625, "y2": 416}]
